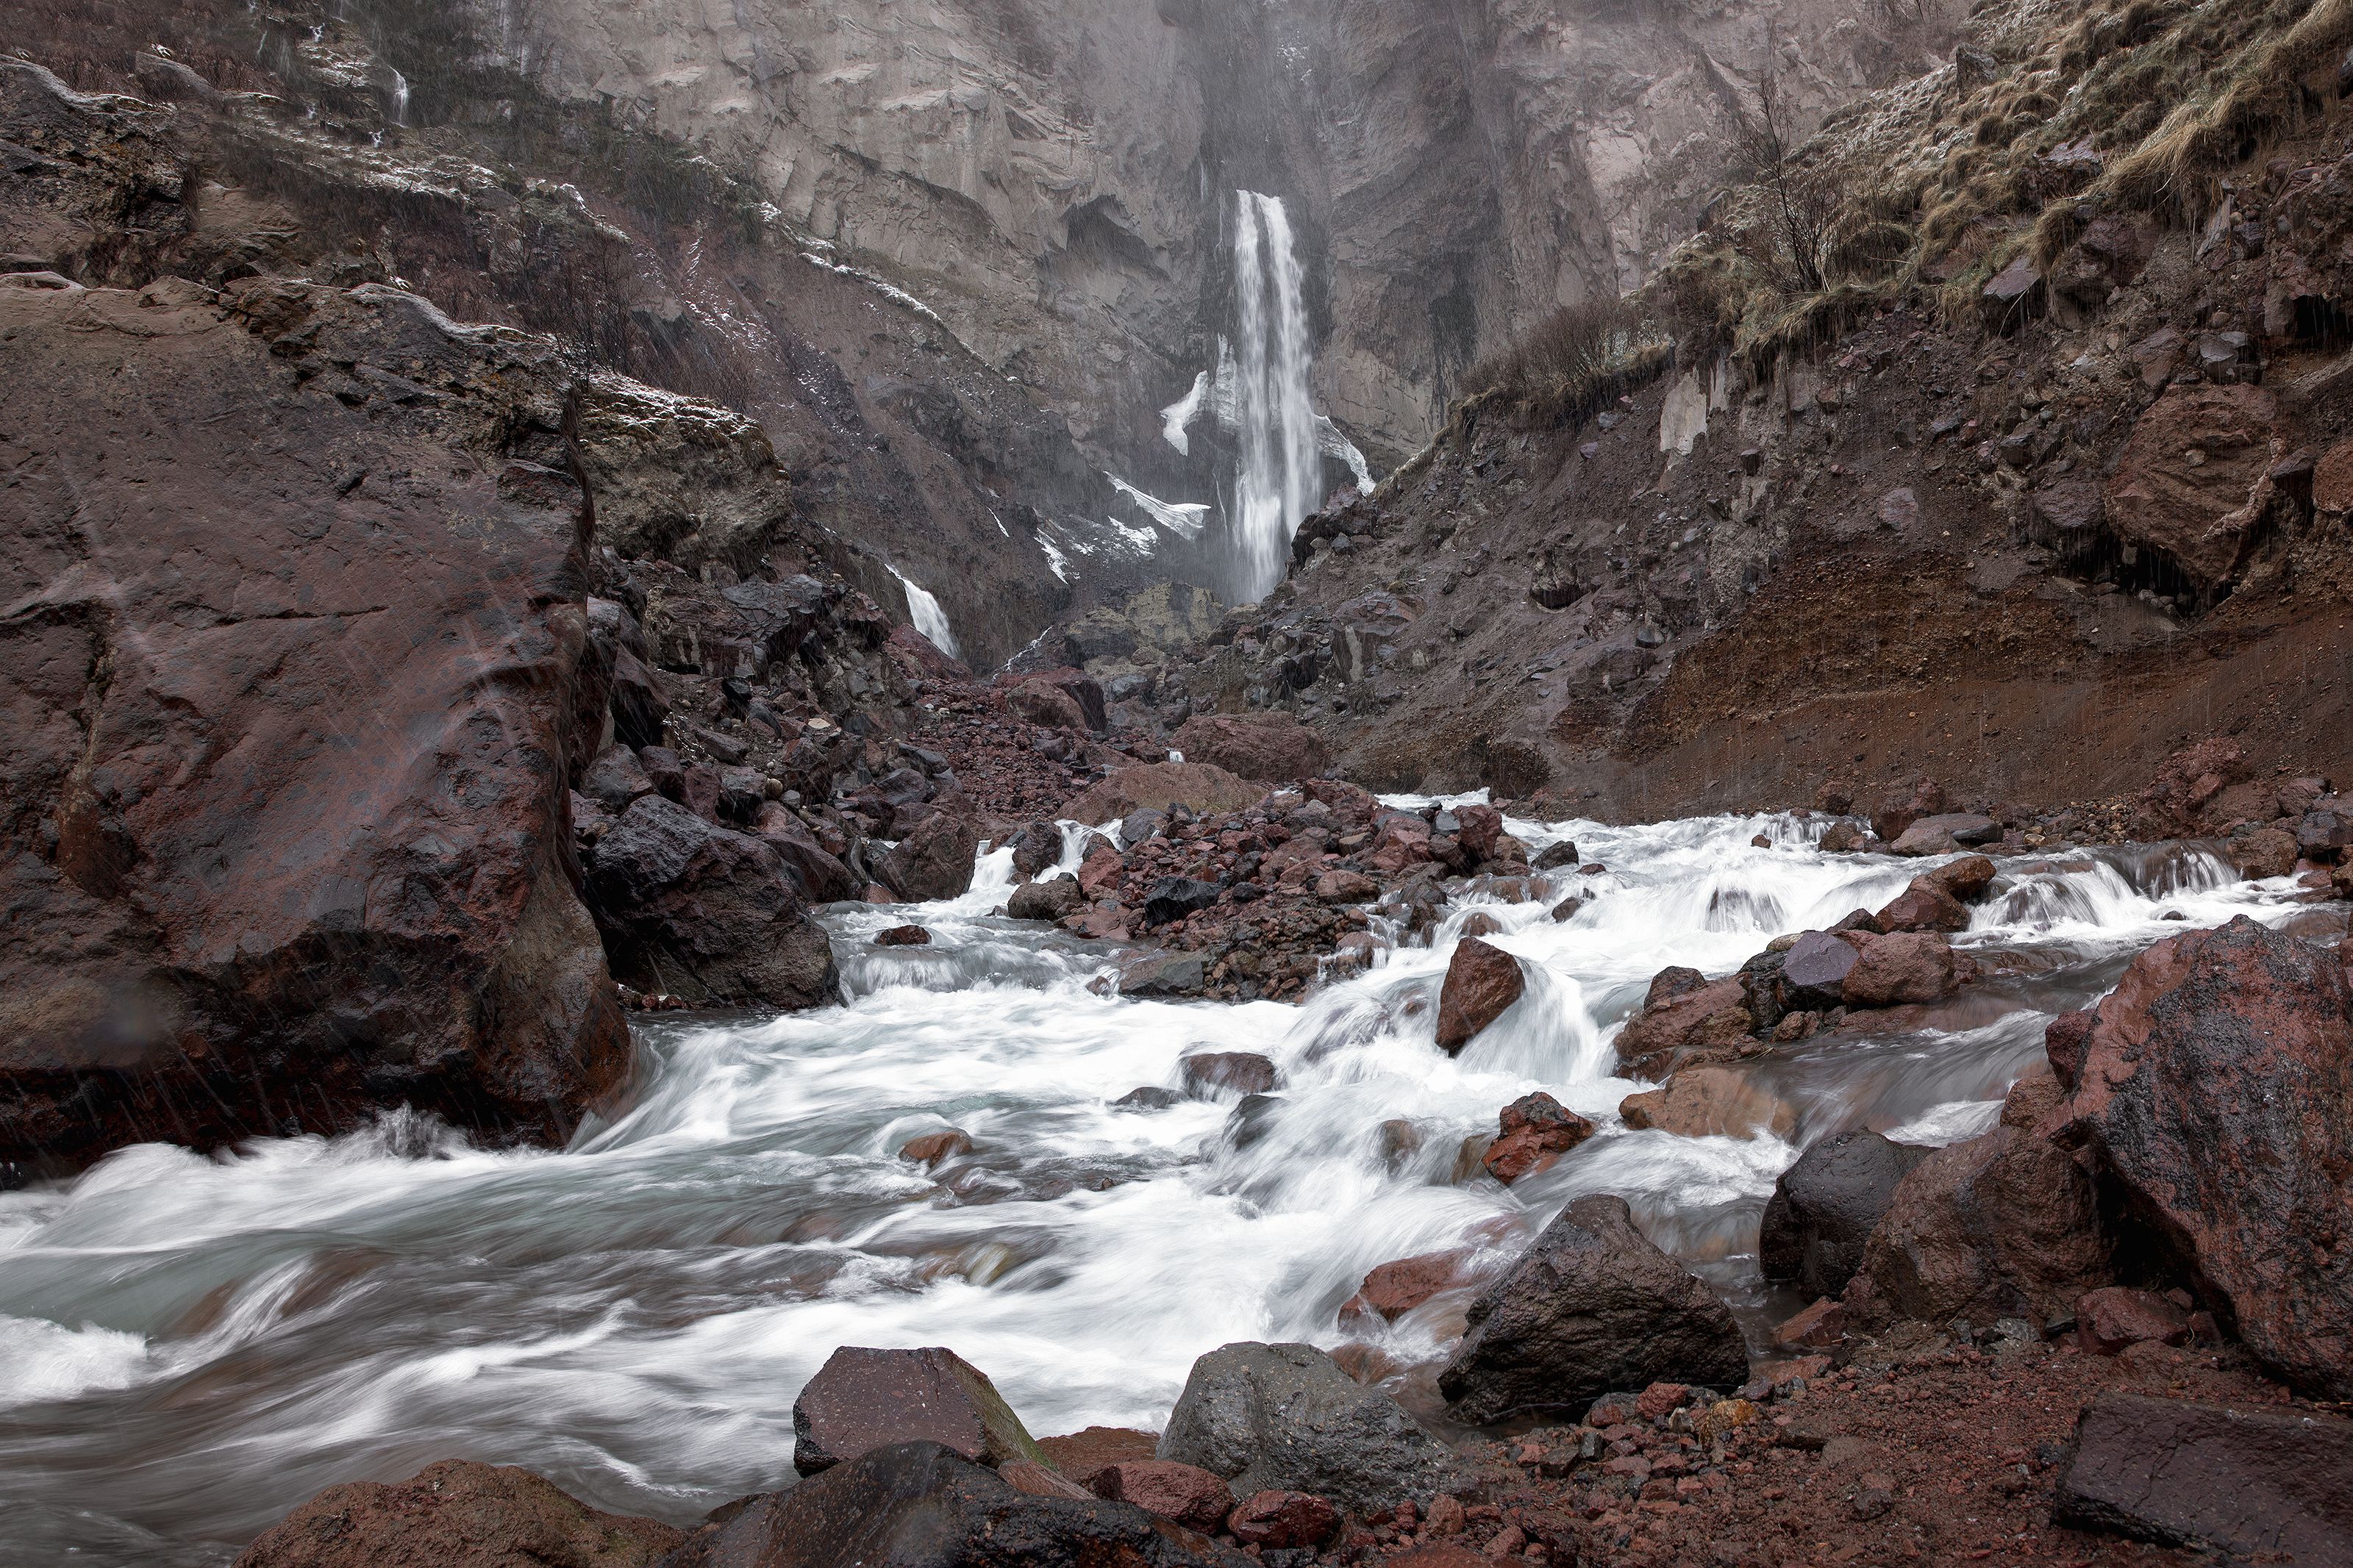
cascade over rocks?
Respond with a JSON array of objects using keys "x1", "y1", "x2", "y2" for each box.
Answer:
[{"x1": 231, "y1": 1460, "x2": 681, "y2": 1568}]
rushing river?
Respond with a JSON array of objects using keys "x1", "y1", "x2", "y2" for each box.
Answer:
[{"x1": 0, "y1": 802, "x2": 2331, "y2": 1564}]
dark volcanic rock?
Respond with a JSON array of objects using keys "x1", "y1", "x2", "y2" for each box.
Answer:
[
  {"x1": 793, "y1": 1346, "x2": 1049, "y2": 1476},
  {"x1": 1119, "y1": 951, "x2": 1209, "y2": 998},
  {"x1": 0, "y1": 278, "x2": 631, "y2": 1173},
  {"x1": 588, "y1": 796, "x2": 839, "y2": 1008},
  {"x1": 1157, "y1": 1342, "x2": 1461, "y2": 1513},
  {"x1": 1779, "y1": 932, "x2": 1860, "y2": 1009},
  {"x1": 1438, "y1": 1194, "x2": 1748, "y2": 1422},
  {"x1": 1761, "y1": 1131, "x2": 1933, "y2": 1300},
  {"x1": 232, "y1": 1458, "x2": 680, "y2": 1568},
  {"x1": 1143, "y1": 876, "x2": 1224, "y2": 927},
  {"x1": 1435, "y1": 938, "x2": 1525, "y2": 1053},
  {"x1": 660, "y1": 1442, "x2": 1249, "y2": 1568},
  {"x1": 2052, "y1": 1393, "x2": 2353, "y2": 1561},
  {"x1": 1006, "y1": 820, "x2": 1065, "y2": 881},
  {"x1": 2060, "y1": 916, "x2": 2353, "y2": 1398}
]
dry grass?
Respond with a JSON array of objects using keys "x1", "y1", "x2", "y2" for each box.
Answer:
[{"x1": 1457, "y1": 298, "x2": 1674, "y2": 429}]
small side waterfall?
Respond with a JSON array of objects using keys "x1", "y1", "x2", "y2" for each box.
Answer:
[
  {"x1": 1229, "y1": 190, "x2": 1319, "y2": 600},
  {"x1": 890, "y1": 567, "x2": 960, "y2": 659}
]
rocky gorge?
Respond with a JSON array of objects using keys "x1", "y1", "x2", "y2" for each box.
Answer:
[{"x1": 4, "y1": 0, "x2": 2353, "y2": 1564}]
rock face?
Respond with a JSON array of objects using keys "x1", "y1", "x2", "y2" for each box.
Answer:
[
  {"x1": 1170, "y1": 715, "x2": 1331, "y2": 783},
  {"x1": 2103, "y1": 384, "x2": 2288, "y2": 601},
  {"x1": 2059, "y1": 916, "x2": 2353, "y2": 1398},
  {"x1": 1761, "y1": 1131, "x2": 1932, "y2": 1300},
  {"x1": 658, "y1": 1442, "x2": 1249, "y2": 1568},
  {"x1": 1438, "y1": 1195, "x2": 1749, "y2": 1422},
  {"x1": 231, "y1": 1459, "x2": 680, "y2": 1568},
  {"x1": 792, "y1": 1347, "x2": 1049, "y2": 1477},
  {"x1": 2052, "y1": 1394, "x2": 2353, "y2": 1561},
  {"x1": 1435, "y1": 939, "x2": 1526, "y2": 1053},
  {"x1": 0, "y1": 277, "x2": 632, "y2": 1174},
  {"x1": 1157, "y1": 1342, "x2": 1461, "y2": 1513},
  {"x1": 586, "y1": 797, "x2": 840, "y2": 1009}
]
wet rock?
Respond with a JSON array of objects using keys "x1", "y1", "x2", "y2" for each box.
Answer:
[
  {"x1": 1618, "y1": 1065, "x2": 1797, "y2": 1141},
  {"x1": 2060, "y1": 915, "x2": 2353, "y2": 1397},
  {"x1": 1438, "y1": 1194, "x2": 1749, "y2": 1422},
  {"x1": 1613, "y1": 977, "x2": 1751, "y2": 1080},
  {"x1": 2231, "y1": 827, "x2": 2302, "y2": 879},
  {"x1": 1009, "y1": 876, "x2": 1085, "y2": 921},
  {"x1": 901, "y1": 1130, "x2": 974, "y2": 1167},
  {"x1": 1548, "y1": 895, "x2": 1586, "y2": 922},
  {"x1": 878, "y1": 809, "x2": 982, "y2": 902},
  {"x1": 1818, "y1": 820, "x2": 1869, "y2": 853},
  {"x1": 1482, "y1": 1092, "x2": 1596, "y2": 1183},
  {"x1": 1531, "y1": 840, "x2": 1581, "y2": 871},
  {"x1": 1778, "y1": 932, "x2": 1861, "y2": 1009},
  {"x1": 1761, "y1": 1131, "x2": 1932, "y2": 1300},
  {"x1": 584, "y1": 745, "x2": 660, "y2": 812},
  {"x1": 2301, "y1": 797, "x2": 2353, "y2": 856},
  {"x1": 608, "y1": 642, "x2": 672, "y2": 752},
  {"x1": 1918, "y1": 854, "x2": 1998, "y2": 903},
  {"x1": 1143, "y1": 876, "x2": 1224, "y2": 926},
  {"x1": 1435, "y1": 938, "x2": 1526, "y2": 1054},
  {"x1": 1007, "y1": 820, "x2": 1065, "y2": 881},
  {"x1": 2052, "y1": 1393, "x2": 2353, "y2": 1559},
  {"x1": 2074, "y1": 1287, "x2": 2190, "y2": 1355},
  {"x1": 1314, "y1": 867, "x2": 1380, "y2": 903},
  {"x1": 1115, "y1": 1087, "x2": 1182, "y2": 1110},
  {"x1": 588, "y1": 796, "x2": 840, "y2": 1009},
  {"x1": 1340, "y1": 1250, "x2": 1476, "y2": 1325},
  {"x1": 1844, "y1": 1069, "x2": 2110, "y2": 1331},
  {"x1": 2043, "y1": 1006, "x2": 2095, "y2": 1091},
  {"x1": 1872, "y1": 882, "x2": 1970, "y2": 934},
  {"x1": 1063, "y1": 764, "x2": 1267, "y2": 826},
  {"x1": 1158, "y1": 1342, "x2": 1462, "y2": 1513},
  {"x1": 1120, "y1": 951, "x2": 1209, "y2": 998},
  {"x1": 230, "y1": 1458, "x2": 680, "y2": 1568},
  {"x1": 1454, "y1": 805, "x2": 1507, "y2": 864},
  {"x1": 1223, "y1": 1093, "x2": 1285, "y2": 1150},
  {"x1": 1088, "y1": 1461, "x2": 1235, "y2": 1533},
  {"x1": 1121, "y1": 807, "x2": 1168, "y2": 845},
  {"x1": 1772, "y1": 1297, "x2": 1848, "y2": 1351},
  {"x1": 752, "y1": 806, "x2": 859, "y2": 906},
  {"x1": 1840, "y1": 932, "x2": 1958, "y2": 1008},
  {"x1": 999, "y1": 1460, "x2": 1095, "y2": 1500},
  {"x1": 1181, "y1": 1053, "x2": 1280, "y2": 1098},
  {"x1": 792, "y1": 1347, "x2": 1049, "y2": 1476},
  {"x1": 1170, "y1": 714, "x2": 1330, "y2": 784},
  {"x1": 1888, "y1": 814, "x2": 2000, "y2": 856},
  {"x1": 661, "y1": 1442, "x2": 1249, "y2": 1568},
  {"x1": 874, "y1": 925, "x2": 932, "y2": 947},
  {"x1": 1226, "y1": 1491, "x2": 1340, "y2": 1549}
]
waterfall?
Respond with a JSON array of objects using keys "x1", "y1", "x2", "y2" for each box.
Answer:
[
  {"x1": 1229, "y1": 191, "x2": 1319, "y2": 600},
  {"x1": 890, "y1": 567, "x2": 960, "y2": 659},
  {"x1": 386, "y1": 68, "x2": 409, "y2": 126}
]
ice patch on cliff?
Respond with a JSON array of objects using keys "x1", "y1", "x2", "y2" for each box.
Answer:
[
  {"x1": 1107, "y1": 474, "x2": 1210, "y2": 540},
  {"x1": 1160, "y1": 371, "x2": 1210, "y2": 456}
]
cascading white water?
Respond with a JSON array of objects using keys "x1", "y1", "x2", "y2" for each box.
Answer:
[
  {"x1": 386, "y1": 68, "x2": 409, "y2": 127},
  {"x1": 1229, "y1": 191, "x2": 1320, "y2": 600},
  {"x1": 888, "y1": 567, "x2": 960, "y2": 659}
]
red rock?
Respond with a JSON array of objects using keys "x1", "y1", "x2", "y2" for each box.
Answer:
[
  {"x1": 791, "y1": 1346, "x2": 1048, "y2": 1475},
  {"x1": 1840, "y1": 931, "x2": 1957, "y2": 1008},
  {"x1": 997, "y1": 1459, "x2": 1093, "y2": 1500},
  {"x1": 1341, "y1": 1249, "x2": 1477, "y2": 1325},
  {"x1": 2132, "y1": 737, "x2": 2252, "y2": 838},
  {"x1": 2104, "y1": 384, "x2": 2286, "y2": 598},
  {"x1": 2060, "y1": 916, "x2": 2353, "y2": 1397},
  {"x1": 2231, "y1": 827, "x2": 2301, "y2": 879},
  {"x1": 230, "y1": 1459, "x2": 681, "y2": 1568},
  {"x1": 877, "y1": 808, "x2": 982, "y2": 902},
  {"x1": 1617, "y1": 1066, "x2": 1797, "y2": 1140},
  {"x1": 1773, "y1": 1298, "x2": 1848, "y2": 1350},
  {"x1": 874, "y1": 924, "x2": 932, "y2": 946},
  {"x1": 1061, "y1": 762, "x2": 1266, "y2": 825},
  {"x1": 1327, "y1": 1342, "x2": 1402, "y2": 1384},
  {"x1": 2074, "y1": 1286, "x2": 2190, "y2": 1355},
  {"x1": 1077, "y1": 845, "x2": 1126, "y2": 896},
  {"x1": 1368, "y1": 814, "x2": 1436, "y2": 873},
  {"x1": 901, "y1": 1129, "x2": 974, "y2": 1166},
  {"x1": 1779, "y1": 931, "x2": 1862, "y2": 1008},
  {"x1": 1010, "y1": 679, "x2": 1088, "y2": 731},
  {"x1": 1872, "y1": 882, "x2": 1970, "y2": 934},
  {"x1": 1227, "y1": 1490, "x2": 1340, "y2": 1549},
  {"x1": 1035, "y1": 1427, "x2": 1159, "y2": 1484},
  {"x1": 1613, "y1": 978, "x2": 1752, "y2": 1079},
  {"x1": 1435, "y1": 938, "x2": 1526, "y2": 1053},
  {"x1": 1455, "y1": 805, "x2": 1506, "y2": 863},
  {"x1": 1634, "y1": 1382, "x2": 1693, "y2": 1422},
  {"x1": 1482, "y1": 1092, "x2": 1596, "y2": 1182},
  {"x1": 1170, "y1": 712, "x2": 1330, "y2": 783},
  {"x1": 1315, "y1": 867, "x2": 1379, "y2": 902},
  {"x1": 1089, "y1": 1460, "x2": 1235, "y2": 1532}
]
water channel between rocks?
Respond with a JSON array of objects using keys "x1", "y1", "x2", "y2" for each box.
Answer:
[{"x1": 0, "y1": 800, "x2": 2328, "y2": 1565}]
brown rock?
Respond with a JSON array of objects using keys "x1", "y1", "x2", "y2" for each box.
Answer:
[
  {"x1": 1435, "y1": 938, "x2": 1526, "y2": 1054},
  {"x1": 997, "y1": 1460, "x2": 1094, "y2": 1500},
  {"x1": 1613, "y1": 978, "x2": 1752, "y2": 1080},
  {"x1": 2074, "y1": 1287, "x2": 2191, "y2": 1355},
  {"x1": 1340, "y1": 1250, "x2": 1477, "y2": 1325},
  {"x1": 2053, "y1": 1393, "x2": 2353, "y2": 1559},
  {"x1": 901, "y1": 1129, "x2": 974, "y2": 1166},
  {"x1": 1010, "y1": 679, "x2": 1089, "y2": 731},
  {"x1": 1840, "y1": 932, "x2": 1957, "y2": 1008},
  {"x1": 1180, "y1": 1053, "x2": 1280, "y2": 1098},
  {"x1": 1089, "y1": 1461, "x2": 1235, "y2": 1533},
  {"x1": 1818, "y1": 820, "x2": 1868, "y2": 853},
  {"x1": 1872, "y1": 882, "x2": 1971, "y2": 934},
  {"x1": 2060, "y1": 915, "x2": 2353, "y2": 1398},
  {"x1": 2231, "y1": 827, "x2": 2302, "y2": 879},
  {"x1": 1036, "y1": 1428, "x2": 1160, "y2": 1483},
  {"x1": 1170, "y1": 713, "x2": 1330, "y2": 783},
  {"x1": 792, "y1": 1346, "x2": 1049, "y2": 1476},
  {"x1": 1481, "y1": 1092, "x2": 1596, "y2": 1183},
  {"x1": 1315, "y1": 868, "x2": 1379, "y2": 903},
  {"x1": 874, "y1": 924, "x2": 932, "y2": 947},
  {"x1": 1617, "y1": 1066, "x2": 1798, "y2": 1141},
  {"x1": 2104, "y1": 384, "x2": 2288, "y2": 598},
  {"x1": 878, "y1": 809, "x2": 982, "y2": 902},
  {"x1": 1227, "y1": 1491, "x2": 1340, "y2": 1549},
  {"x1": 1773, "y1": 1298, "x2": 1847, "y2": 1350},
  {"x1": 1062, "y1": 763, "x2": 1267, "y2": 826},
  {"x1": 1008, "y1": 876, "x2": 1085, "y2": 921},
  {"x1": 231, "y1": 1459, "x2": 680, "y2": 1568}
]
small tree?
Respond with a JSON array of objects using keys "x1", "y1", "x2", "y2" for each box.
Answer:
[{"x1": 1734, "y1": 65, "x2": 1838, "y2": 295}]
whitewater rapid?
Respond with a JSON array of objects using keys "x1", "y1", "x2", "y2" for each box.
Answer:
[{"x1": 0, "y1": 803, "x2": 2326, "y2": 1564}]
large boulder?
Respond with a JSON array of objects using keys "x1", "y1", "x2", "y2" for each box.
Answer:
[
  {"x1": 0, "y1": 278, "x2": 632, "y2": 1173},
  {"x1": 1613, "y1": 977, "x2": 1752, "y2": 1079},
  {"x1": 1061, "y1": 764, "x2": 1266, "y2": 826},
  {"x1": 793, "y1": 1346, "x2": 1049, "y2": 1476},
  {"x1": 2059, "y1": 916, "x2": 2353, "y2": 1398},
  {"x1": 2103, "y1": 384, "x2": 2288, "y2": 601},
  {"x1": 1840, "y1": 932, "x2": 1958, "y2": 1008},
  {"x1": 2052, "y1": 1394, "x2": 2353, "y2": 1559},
  {"x1": 587, "y1": 796, "x2": 839, "y2": 1008},
  {"x1": 1170, "y1": 713, "x2": 1330, "y2": 783},
  {"x1": 1437, "y1": 1194, "x2": 1749, "y2": 1422},
  {"x1": 878, "y1": 809, "x2": 981, "y2": 903},
  {"x1": 1761, "y1": 1131, "x2": 1934, "y2": 1300},
  {"x1": 232, "y1": 1459, "x2": 680, "y2": 1568},
  {"x1": 658, "y1": 1442, "x2": 1249, "y2": 1568},
  {"x1": 1157, "y1": 1342, "x2": 1461, "y2": 1513},
  {"x1": 1843, "y1": 1069, "x2": 2110, "y2": 1330},
  {"x1": 1617, "y1": 1064, "x2": 1796, "y2": 1140},
  {"x1": 1435, "y1": 938, "x2": 1525, "y2": 1053}
]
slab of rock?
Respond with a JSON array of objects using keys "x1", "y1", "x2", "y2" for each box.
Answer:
[
  {"x1": 1434, "y1": 938, "x2": 1525, "y2": 1053},
  {"x1": 1481, "y1": 1092, "x2": 1596, "y2": 1183},
  {"x1": 660, "y1": 1442, "x2": 1249, "y2": 1568},
  {"x1": 1170, "y1": 714, "x2": 1331, "y2": 783},
  {"x1": 1613, "y1": 978, "x2": 1752, "y2": 1080},
  {"x1": 1438, "y1": 1194, "x2": 1749, "y2": 1422},
  {"x1": 874, "y1": 925, "x2": 932, "y2": 947},
  {"x1": 2060, "y1": 915, "x2": 2353, "y2": 1397},
  {"x1": 1840, "y1": 932, "x2": 1958, "y2": 1008},
  {"x1": 1618, "y1": 1065, "x2": 1797, "y2": 1141},
  {"x1": 1157, "y1": 1342, "x2": 1461, "y2": 1513},
  {"x1": 1062, "y1": 764, "x2": 1266, "y2": 826},
  {"x1": 1143, "y1": 876, "x2": 1224, "y2": 926},
  {"x1": 1009, "y1": 876, "x2": 1085, "y2": 921},
  {"x1": 1778, "y1": 932, "x2": 1861, "y2": 1009},
  {"x1": 792, "y1": 1346, "x2": 1049, "y2": 1476},
  {"x1": 1088, "y1": 1461, "x2": 1235, "y2": 1533},
  {"x1": 231, "y1": 1459, "x2": 680, "y2": 1568},
  {"x1": 754, "y1": 806, "x2": 859, "y2": 905},
  {"x1": 878, "y1": 809, "x2": 981, "y2": 902},
  {"x1": 1761, "y1": 1131, "x2": 1932, "y2": 1300},
  {"x1": 900, "y1": 1130, "x2": 974, "y2": 1167},
  {"x1": 1888, "y1": 814, "x2": 2000, "y2": 856},
  {"x1": 2052, "y1": 1393, "x2": 2353, "y2": 1561}
]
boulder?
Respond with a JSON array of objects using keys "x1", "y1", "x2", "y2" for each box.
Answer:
[
  {"x1": 582, "y1": 745, "x2": 659, "y2": 812},
  {"x1": 231, "y1": 1459, "x2": 680, "y2": 1568},
  {"x1": 1314, "y1": 868, "x2": 1379, "y2": 903},
  {"x1": 0, "y1": 279, "x2": 632, "y2": 1173},
  {"x1": 1916, "y1": 855, "x2": 1996, "y2": 903},
  {"x1": 658, "y1": 1442, "x2": 1249, "y2": 1568},
  {"x1": 792, "y1": 1346, "x2": 1049, "y2": 1477},
  {"x1": 1226, "y1": 1492, "x2": 1339, "y2": 1549},
  {"x1": 753, "y1": 806, "x2": 859, "y2": 904},
  {"x1": 1143, "y1": 876, "x2": 1223, "y2": 926},
  {"x1": 1531, "y1": 840, "x2": 1581, "y2": 871},
  {"x1": 1010, "y1": 679, "x2": 1089, "y2": 731},
  {"x1": 2104, "y1": 384, "x2": 2286, "y2": 600},
  {"x1": 2059, "y1": 915, "x2": 2353, "y2": 1397},
  {"x1": 1613, "y1": 978, "x2": 1752, "y2": 1080},
  {"x1": 1481, "y1": 1092, "x2": 1596, "y2": 1183},
  {"x1": 1170, "y1": 713, "x2": 1331, "y2": 783},
  {"x1": 1007, "y1": 820, "x2": 1065, "y2": 881},
  {"x1": 2074, "y1": 1287, "x2": 2190, "y2": 1355},
  {"x1": 874, "y1": 925, "x2": 932, "y2": 948},
  {"x1": 2052, "y1": 1394, "x2": 2353, "y2": 1560},
  {"x1": 2230, "y1": 827, "x2": 2302, "y2": 880},
  {"x1": 1888, "y1": 814, "x2": 2000, "y2": 856},
  {"x1": 1872, "y1": 882, "x2": 1970, "y2": 934},
  {"x1": 1157, "y1": 1342, "x2": 1461, "y2": 1513},
  {"x1": 1063, "y1": 764, "x2": 1266, "y2": 826},
  {"x1": 1088, "y1": 1461, "x2": 1234, "y2": 1533},
  {"x1": 1181, "y1": 1053, "x2": 1280, "y2": 1098},
  {"x1": 1778, "y1": 932, "x2": 1861, "y2": 1010},
  {"x1": 1038, "y1": 1428, "x2": 1160, "y2": 1483},
  {"x1": 1843, "y1": 1069, "x2": 2110, "y2": 1330},
  {"x1": 878, "y1": 809, "x2": 981, "y2": 902},
  {"x1": 1434, "y1": 938, "x2": 1525, "y2": 1053},
  {"x1": 1617, "y1": 1065, "x2": 1797, "y2": 1141},
  {"x1": 900, "y1": 1130, "x2": 974, "y2": 1167},
  {"x1": 1119, "y1": 951, "x2": 1208, "y2": 998},
  {"x1": 1760, "y1": 1131, "x2": 1933, "y2": 1300},
  {"x1": 1340, "y1": 1250, "x2": 1476, "y2": 1325},
  {"x1": 1437, "y1": 1194, "x2": 1749, "y2": 1422},
  {"x1": 1008, "y1": 876, "x2": 1085, "y2": 921},
  {"x1": 2302, "y1": 797, "x2": 2353, "y2": 856},
  {"x1": 1840, "y1": 932, "x2": 1957, "y2": 1008}
]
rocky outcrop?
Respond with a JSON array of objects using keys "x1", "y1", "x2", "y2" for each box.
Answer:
[
  {"x1": 1062, "y1": 764, "x2": 1266, "y2": 824},
  {"x1": 1438, "y1": 1195, "x2": 1749, "y2": 1422},
  {"x1": 231, "y1": 1461, "x2": 680, "y2": 1568},
  {"x1": 2052, "y1": 1394, "x2": 2353, "y2": 1561},
  {"x1": 1169, "y1": 714, "x2": 1330, "y2": 784},
  {"x1": 0, "y1": 276, "x2": 632, "y2": 1174},
  {"x1": 1761, "y1": 1131, "x2": 1932, "y2": 1300},
  {"x1": 2058, "y1": 917, "x2": 2353, "y2": 1399}
]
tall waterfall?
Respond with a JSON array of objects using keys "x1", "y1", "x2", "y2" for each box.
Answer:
[{"x1": 1229, "y1": 191, "x2": 1319, "y2": 600}]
